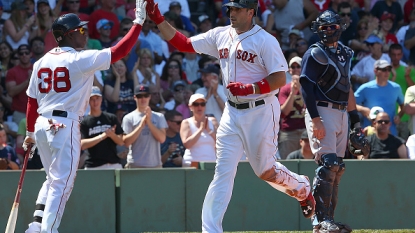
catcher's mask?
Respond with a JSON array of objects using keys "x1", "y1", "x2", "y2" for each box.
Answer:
[{"x1": 311, "y1": 10, "x2": 347, "y2": 44}]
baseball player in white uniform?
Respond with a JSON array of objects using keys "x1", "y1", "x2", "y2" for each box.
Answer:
[
  {"x1": 23, "y1": 1, "x2": 147, "y2": 232},
  {"x1": 146, "y1": 0, "x2": 315, "y2": 232}
]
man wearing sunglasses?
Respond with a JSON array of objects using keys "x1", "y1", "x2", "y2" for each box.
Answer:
[
  {"x1": 300, "y1": 10, "x2": 366, "y2": 233},
  {"x1": 146, "y1": 0, "x2": 316, "y2": 232},
  {"x1": 355, "y1": 59, "x2": 405, "y2": 137},
  {"x1": 5, "y1": 44, "x2": 33, "y2": 126},
  {"x1": 122, "y1": 84, "x2": 167, "y2": 168},
  {"x1": 365, "y1": 112, "x2": 408, "y2": 159},
  {"x1": 23, "y1": 0, "x2": 147, "y2": 232}
]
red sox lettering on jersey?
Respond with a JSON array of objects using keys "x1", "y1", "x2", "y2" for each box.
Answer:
[{"x1": 218, "y1": 48, "x2": 257, "y2": 63}]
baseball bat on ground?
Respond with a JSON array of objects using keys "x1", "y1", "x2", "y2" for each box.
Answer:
[{"x1": 5, "y1": 144, "x2": 34, "y2": 233}]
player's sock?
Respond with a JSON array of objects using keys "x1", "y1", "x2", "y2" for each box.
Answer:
[{"x1": 33, "y1": 204, "x2": 45, "y2": 223}]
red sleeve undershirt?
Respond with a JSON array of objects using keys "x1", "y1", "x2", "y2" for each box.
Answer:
[
  {"x1": 168, "y1": 31, "x2": 196, "y2": 53},
  {"x1": 110, "y1": 24, "x2": 142, "y2": 64},
  {"x1": 26, "y1": 97, "x2": 39, "y2": 132}
]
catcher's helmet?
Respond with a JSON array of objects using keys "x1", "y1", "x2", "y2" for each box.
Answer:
[
  {"x1": 223, "y1": 0, "x2": 258, "y2": 16},
  {"x1": 311, "y1": 10, "x2": 346, "y2": 44},
  {"x1": 52, "y1": 13, "x2": 88, "y2": 43}
]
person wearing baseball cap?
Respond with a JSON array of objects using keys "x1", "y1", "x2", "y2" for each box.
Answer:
[
  {"x1": 80, "y1": 86, "x2": 124, "y2": 170},
  {"x1": 364, "y1": 106, "x2": 385, "y2": 136},
  {"x1": 96, "y1": 19, "x2": 114, "y2": 48},
  {"x1": 286, "y1": 130, "x2": 314, "y2": 160},
  {"x1": 121, "y1": 84, "x2": 168, "y2": 168},
  {"x1": 354, "y1": 59, "x2": 404, "y2": 136},
  {"x1": 195, "y1": 64, "x2": 226, "y2": 122},
  {"x1": 351, "y1": 34, "x2": 390, "y2": 89}
]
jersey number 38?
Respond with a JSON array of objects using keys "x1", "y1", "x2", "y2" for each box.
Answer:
[{"x1": 37, "y1": 67, "x2": 71, "y2": 93}]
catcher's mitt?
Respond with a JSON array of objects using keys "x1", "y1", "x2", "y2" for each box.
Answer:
[
  {"x1": 0, "y1": 158, "x2": 9, "y2": 170},
  {"x1": 349, "y1": 127, "x2": 370, "y2": 157}
]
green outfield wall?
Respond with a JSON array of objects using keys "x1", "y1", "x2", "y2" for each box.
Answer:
[{"x1": 0, "y1": 160, "x2": 414, "y2": 232}]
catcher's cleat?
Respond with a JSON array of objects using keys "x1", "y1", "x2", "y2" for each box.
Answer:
[
  {"x1": 335, "y1": 222, "x2": 353, "y2": 233},
  {"x1": 318, "y1": 220, "x2": 341, "y2": 233},
  {"x1": 299, "y1": 177, "x2": 315, "y2": 218}
]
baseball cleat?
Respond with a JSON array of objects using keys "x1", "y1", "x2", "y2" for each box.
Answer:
[{"x1": 299, "y1": 177, "x2": 315, "y2": 218}]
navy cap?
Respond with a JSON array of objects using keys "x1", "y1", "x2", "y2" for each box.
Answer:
[
  {"x1": 171, "y1": 80, "x2": 187, "y2": 91},
  {"x1": 199, "y1": 64, "x2": 220, "y2": 76},
  {"x1": 134, "y1": 84, "x2": 150, "y2": 94}
]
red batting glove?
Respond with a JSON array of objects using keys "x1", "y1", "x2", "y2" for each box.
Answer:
[
  {"x1": 146, "y1": 0, "x2": 164, "y2": 25},
  {"x1": 226, "y1": 82, "x2": 254, "y2": 96}
]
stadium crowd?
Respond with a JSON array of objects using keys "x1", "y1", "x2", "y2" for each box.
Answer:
[{"x1": 1, "y1": 0, "x2": 415, "y2": 170}]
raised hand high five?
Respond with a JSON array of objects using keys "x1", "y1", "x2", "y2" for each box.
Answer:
[
  {"x1": 133, "y1": 0, "x2": 147, "y2": 26},
  {"x1": 145, "y1": 0, "x2": 164, "y2": 25}
]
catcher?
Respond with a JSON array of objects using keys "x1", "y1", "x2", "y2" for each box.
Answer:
[{"x1": 299, "y1": 10, "x2": 369, "y2": 233}]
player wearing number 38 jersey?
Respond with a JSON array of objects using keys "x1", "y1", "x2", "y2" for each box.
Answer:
[{"x1": 23, "y1": 1, "x2": 147, "y2": 232}]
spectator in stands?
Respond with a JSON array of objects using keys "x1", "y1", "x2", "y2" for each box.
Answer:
[
  {"x1": 82, "y1": 24, "x2": 102, "y2": 50},
  {"x1": 161, "y1": 110, "x2": 185, "y2": 167},
  {"x1": 363, "y1": 106, "x2": 385, "y2": 136},
  {"x1": 286, "y1": 130, "x2": 313, "y2": 160},
  {"x1": 164, "y1": 80, "x2": 188, "y2": 115},
  {"x1": 136, "y1": 48, "x2": 160, "y2": 88},
  {"x1": 0, "y1": 41, "x2": 14, "y2": 115},
  {"x1": 160, "y1": 59, "x2": 185, "y2": 97},
  {"x1": 404, "y1": 9, "x2": 415, "y2": 65},
  {"x1": 116, "y1": 18, "x2": 153, "y2": 72},
  {"x1": 351, "y1": 34, "x2": 390, "y2": 90},
  {"x1": 0, "y1": 102, "x2": 17, "y2": 145},
  {"x1": 6, "y1": 44, "x2": 32, "y2": 125},
  {"x1": 122, "y1": 84, "x2": 168, "y2": 168},
  {"x1": 285, "y1": 55, "x2": 301, "y2": 84},
  {"x1": 370, "y1": 0, "x2": 403, "y2": 33},
  {"x1": 349, "y1": 19, "x2": 371, "y2": 68},
  {"x1": 35, "y1": 0, "x2": 55, "y2": 40},
  {"x1": 265, "y1": 0, "x2": 318, "y2": 50},
  {"x1": 374, "y1": 12, "x2": 398, "y2": 52},
  {"x1": 195, "y1": 64, "x2": 226, "y2": 123},
  {"x1": 88, "y1": 0, "x2": 120, "y2": 40},
  {"x1": 60, "y1": 0, "x2": 89, "y2": 21},
  {"x1": 197, "y1": 14, "x2": 212, "y2": 34},
  {"x1": 29, "y1": 36, "x2": 45, "y2": 63},
  {"x1": 0, "y1": 1, "x2": 5, "y2": 42},
  {"x1": 389, "y1": 44, "x2": 415, "y2": 140},
  {"x1": 404, "y1": 85, "x2": 415, "y2": 135},
  {"x1": 181, "y1": 94, "x2": 218, "y2": 168},
  {"x1": 149, "y1": 84, "x2": 166, "y2": 113},
  {"x1": 154, "y1": 0, "x2": 191, "y2": 19},
  {"x1": 80, "y1": 87, "x2": 125, "y2": 169},
  {"x1": 365, "y1": 112, "x2": 407, "y2": 159},
  {"x1": 4, "y1": 2, "x2": 37, "y2": 50},
  {"x1": 183, "y1": 52, "x2": 200, "y2": 83},
  {"x1": 295, "y1": 38, "x2": 308, "y2": 58},
  {"x1": 139, "y1": 18, "x2": 163, "y2": 64},
  {"x1": 406, "y1": 133, "x2": 415, "y2": 159},
  {"x1": 0, "y1": 125, "x2": 19, "y2": 170},
  {"x1": 278, "y1": 72, "x2": 306, "y2": 159},
  {"x1": 331, "y1": 1, "x2": 358, "y2": 46},
  {"x1": 104, "y1": 59, "x2": 139, "y2": 114},
  {"x1": 397, "y1": 8, "x2": 415, "y2": 63},
  {"x1": 355, "y1": 59, "x2": 404, "y2": 136},
  {"x1": 96, "y1": 19, "x2": 114, "y2": 48},
  {"x1": 168, "y1": 1, "x2": 195, "y2": 35}
]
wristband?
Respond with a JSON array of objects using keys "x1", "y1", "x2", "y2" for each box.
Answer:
[
  {"x1": 255, "y1": 78, "x2": 271, "y2": 94},
  {"x1": 26, "y1": 131, "x2": 34, "y2": 139}
]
